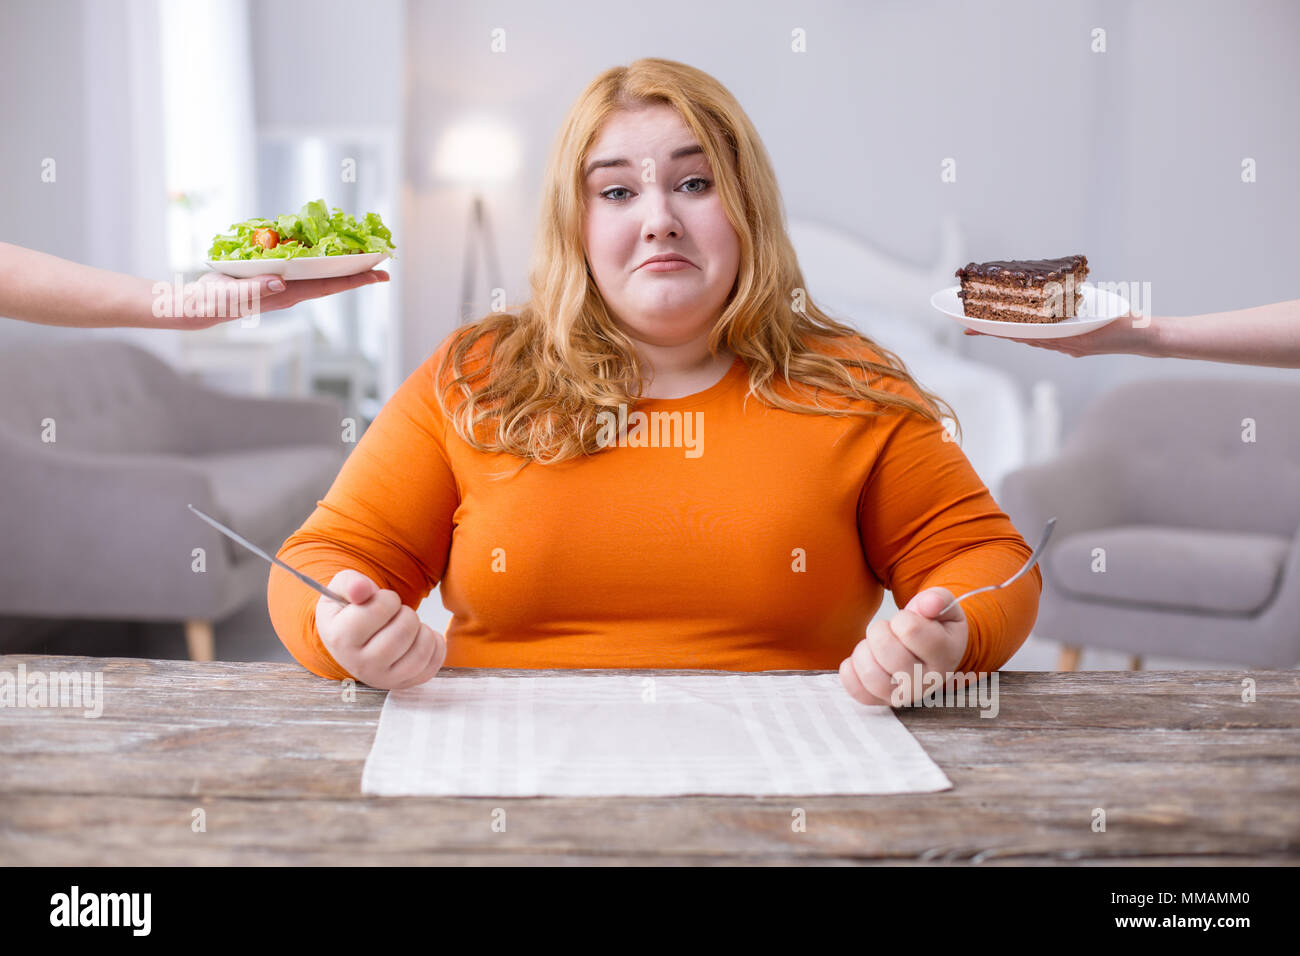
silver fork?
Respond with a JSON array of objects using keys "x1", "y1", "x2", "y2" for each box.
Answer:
[{"x1": 938, "y1": 518, "x2": 1057, "y2": 616}]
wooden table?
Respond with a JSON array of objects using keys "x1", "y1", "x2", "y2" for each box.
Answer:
[{"x1": 2, "y1": 655, "x2": 1297, "y2": 865}]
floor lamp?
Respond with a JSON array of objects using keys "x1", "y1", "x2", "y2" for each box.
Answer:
[
  {"x1": 460, "y1": 194, "x2": 502, "y2": 323},
  {"x1": 432, "y1": 118, "x2": 521, "y2": 323}
]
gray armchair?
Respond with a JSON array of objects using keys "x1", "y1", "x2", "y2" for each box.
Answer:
[
  {"x1": 1000, "y1": 376, "x2": 1300, "y2": 669},
  {"x1": 0, "y1": 339, "x2": 348, "y2": 660}
]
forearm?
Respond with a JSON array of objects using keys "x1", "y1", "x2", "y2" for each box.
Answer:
[
  {"x1": 0, "y1": 241, "x2": 167, "y2": 329},
  {"x1": 267, "y1": 554, "x2": 354, "y2": 682},
  {"x1": 1153, "y1": 299, "x2": 1300, "y2": 369}
]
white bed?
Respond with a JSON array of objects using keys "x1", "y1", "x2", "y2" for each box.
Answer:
[{"x1": 786, "y1": 215, "x2": 1030, "y2": 497}]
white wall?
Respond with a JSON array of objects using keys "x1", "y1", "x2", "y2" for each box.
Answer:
[{"x1": 249, "y1": 0, "x2": 404, "y2": 128}]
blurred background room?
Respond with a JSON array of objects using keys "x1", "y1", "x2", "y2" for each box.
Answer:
[{"x1": 1, "y1": 0, "x2": 1296, "y2": 671}]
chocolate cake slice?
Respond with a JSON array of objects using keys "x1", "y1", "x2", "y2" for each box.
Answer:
[{"x1": 955, "y1": 255, "x2": 1089, "y2": 323}]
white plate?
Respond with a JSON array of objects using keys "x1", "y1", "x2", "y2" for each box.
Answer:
[
  {"x1": 205, "y1": 252, "x2": 389, "y2": 281},
  {"x1": 930, "y1": 283, "x2": 1131, "y2": 339}
]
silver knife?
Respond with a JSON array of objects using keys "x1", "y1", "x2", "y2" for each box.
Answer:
[{"x1": 187, "y1": 503, "x2": 350, "y2": 605}]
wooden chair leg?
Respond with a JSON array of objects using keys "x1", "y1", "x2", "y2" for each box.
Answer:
[
  {"x1": 185, "y1": 619, "x2": 214, "y2": 662},
  {"x1": 1128, "y1": 655, "x2": 1143, "y2": 671},
  {"x1": 1058, "y1": 644, "x2": 1082, "y2": 671}
]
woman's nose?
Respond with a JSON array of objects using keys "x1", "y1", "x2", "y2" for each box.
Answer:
[{"x1": 640, "y1": 191, "x2": 684, "y2": 240}]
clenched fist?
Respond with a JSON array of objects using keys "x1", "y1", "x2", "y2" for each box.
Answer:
[
  {"x1": 839, "y1": 587, "x2": 969, "y2": 707},
  {"x1": 315, "y1": 569, "x2": 447, "y2": 689}
]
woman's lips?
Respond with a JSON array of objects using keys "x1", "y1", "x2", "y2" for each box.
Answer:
[{"x1": 639, "y1": 259, "x2": 693, "y2": 272}]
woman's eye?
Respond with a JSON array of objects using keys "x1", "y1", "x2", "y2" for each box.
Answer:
[{"x1": 599, "y1": 177, "x2": 712, "y2": 203}]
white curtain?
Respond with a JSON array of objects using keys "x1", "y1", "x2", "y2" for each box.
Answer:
[
  {"x1": 79, "y1": 0, "x2": 256, "y2": 362},
  {"x1": 157, "y1": 0, "x2": 257, "y2": 272}
]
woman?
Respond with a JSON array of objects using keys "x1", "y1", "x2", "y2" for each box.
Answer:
[{"x1": 267, "y1": 58, "x2": 1042, "y2": 706}]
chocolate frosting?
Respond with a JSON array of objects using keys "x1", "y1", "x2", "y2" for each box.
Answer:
[{"x1": 955, "y1": 255, "x2": 1088, "y2": 281}]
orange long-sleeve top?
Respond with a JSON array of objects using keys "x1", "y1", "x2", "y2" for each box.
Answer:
[{"x1": 267, "y1": 329, "x2": 1041, "y2": 681}]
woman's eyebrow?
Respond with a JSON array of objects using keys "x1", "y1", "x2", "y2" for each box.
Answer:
[{"x1": 584, "y1": 144, "x2": 705, "y2": 178}]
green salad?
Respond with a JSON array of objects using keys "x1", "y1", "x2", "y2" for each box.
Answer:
[{"x1": 208, "y1": 199, "x2": 396, "y2": 260}]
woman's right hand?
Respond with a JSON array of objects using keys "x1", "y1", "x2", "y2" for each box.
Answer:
[
  {"x1": 315, "y1": 569, "x2": 447, "y2": 689},
  {"x1": 963, "y1": 312, "x2": 1160, "y2": 358}
]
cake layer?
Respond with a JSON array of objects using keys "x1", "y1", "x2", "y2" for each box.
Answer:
[
  {"x1": 957, "y1": 277, "x2": 1083, "y2": 301},
  {"x1": 961, "y1": 301, "x2": 1074, "y2": 323},
  {"x1": 961, "y1": 296, "x2": 1071, "y2": 319}
]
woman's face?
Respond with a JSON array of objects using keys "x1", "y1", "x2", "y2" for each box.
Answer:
[{"x1": 582, "y1": 104, "x2": 741, "y2": 350}]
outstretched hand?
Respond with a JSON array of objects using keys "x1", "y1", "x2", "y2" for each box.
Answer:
[
  {"x1": 169, "y1": 269, "x2": 389, "y2": 330},
  {"x1": 962, "y1": 312, "x2": 1155, "y2": 357}
]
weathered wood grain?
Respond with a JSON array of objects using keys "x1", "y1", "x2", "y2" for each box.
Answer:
[{"x1": 0, "y1": 655, "x2": 1296, "y2": 865}]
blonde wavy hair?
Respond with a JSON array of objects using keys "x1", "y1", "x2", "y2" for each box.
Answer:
[{"x1": 436, "y1": 57, "x2": 960, "y2": 479}]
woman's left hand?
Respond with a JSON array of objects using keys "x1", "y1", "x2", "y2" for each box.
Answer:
[{"x1": 839, "y1": 587, "x2": 969, "y2": 706}]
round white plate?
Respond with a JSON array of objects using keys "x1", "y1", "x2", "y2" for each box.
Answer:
[
  {"x1": 930, "y1": 283, "x2": 1131, "y2": 339},
  {"x1": 205, "y1": 252, "x2": 389, "y2": 281}
]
